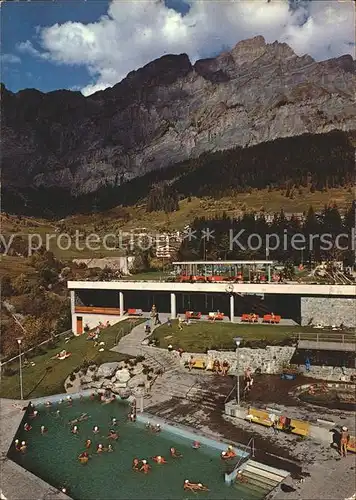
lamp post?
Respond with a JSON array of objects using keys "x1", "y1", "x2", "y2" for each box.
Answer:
[
  {"x1": 17, "y1": 338, "x2": 24, "y2": 400},
  {"x1": 234, "y1": 337, "x2": 242, "y2": 405}
]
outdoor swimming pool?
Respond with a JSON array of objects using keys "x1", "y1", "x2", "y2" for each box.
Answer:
[{"x1": 8, "y1": 396, "x2": 263, "y2": 500}]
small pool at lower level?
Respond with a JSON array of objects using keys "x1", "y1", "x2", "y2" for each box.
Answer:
[{"x1": 8, "y1": 396, "x2": 262, "y2": 500}]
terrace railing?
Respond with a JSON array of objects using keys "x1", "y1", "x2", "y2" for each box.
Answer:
[{"x1": 296, "y1": 331, "x2": 356, "y2": 344}]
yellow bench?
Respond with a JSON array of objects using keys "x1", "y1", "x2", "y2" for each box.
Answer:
[
  {"x1": 193, "y1": 359, "x2": 206, "y2": 369},
  {"x1": 347, "y1": 436, "x2": 356, "y2": 453},
  {"x1": 246, "y1": 408, "x2": 273, "y2": 427},
  {"x1": 289, "y1": 419, "x2": 310, "y2": 437}
]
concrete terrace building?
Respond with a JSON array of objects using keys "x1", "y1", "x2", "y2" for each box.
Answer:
[{"x1": 68, "y1": 260, "x2": 356, "y2": 334}]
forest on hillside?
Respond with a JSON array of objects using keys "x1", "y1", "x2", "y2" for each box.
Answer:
[
  {"x1": 3, "y1": 130, "x2": 355, "y2": 216},
  {"x1": 177, "y1": 202, "x2": 356, "y2": 266}
]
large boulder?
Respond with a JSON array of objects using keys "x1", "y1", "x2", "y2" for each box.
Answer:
[
  {"x1": 112, "y1": 382, "x2": 129, "y2": 393},
  {"x1": 97, "y1": 362, "x2": 120, "y2": 378},
  {"x1": 91, "y1": 380, "x2": 104, "y2": 389},
  {"x1": 80, "y1": 375, "x2": 93, "y2": 384},
  {"x1": 127, "y1": 374, "x2": 146, "y2": 389},
  {"x1": 116, "y1": 368, "x2": 131, "y2": 383}
]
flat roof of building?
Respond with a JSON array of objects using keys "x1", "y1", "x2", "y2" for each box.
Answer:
[
  {"x1": 172, "y1": 260, "x2": 274, "y2": 265},
  {"x1": 67, "y1": 280, "x2": 356, "y2": 297}
]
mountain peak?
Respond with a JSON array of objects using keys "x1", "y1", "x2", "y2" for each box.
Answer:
[{"x1": 231, "y1": 35, "x2": 267, "y2": 65}]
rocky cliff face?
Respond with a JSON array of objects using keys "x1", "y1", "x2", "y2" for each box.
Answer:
[{"x1": 1, "y1": 36, "x2": 355, "y2": 196}]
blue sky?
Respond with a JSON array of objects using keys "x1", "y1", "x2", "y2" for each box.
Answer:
[
  {"x1": 1, "y1": 0, "x2": 354, "y2": 96},
  {"x1": 2, "y1": 1, "x2": 110, "y2": 92},
  {"x1": 1, "y1": 0, "x2": 190, "y2": 93}
]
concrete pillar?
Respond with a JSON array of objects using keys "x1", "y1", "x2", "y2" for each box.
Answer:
[
  {"x1": 70, "y1": 291, "x2": 75, "y2": 333},
  {"x1": 170, "y1": 292, "x2": 176, "y2": 319},
  {"x1": 230, "y1": 294, "x2": 235, "y2": 323},
  {"x1": 119, "y1": 292, "x2": 124, "y2": 316}
]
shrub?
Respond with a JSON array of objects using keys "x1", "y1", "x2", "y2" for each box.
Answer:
[
  {"x1": 69, "y1": 373, "x2": 76, "y2": 382},
  {"x1": 88, "y1": 365, "x2": 97, "y2": 371},
  {"x1": 136, "y1": 355, "x2": 145, "y2": 363},
  {"x1": 66, "y1": 383, "x2": 73, "y2": 388},
  {"x1": 142, "y1": 367, "x2": 150, "y2": 375},
  {"x1": 80, "y1": 359, "x2": 90, "y2": 370},
  {"x1": 92, "y1": 375, "x2": 100, "y2": 382},
  {"x1": 2, "y1": 366, "x2": 17, "y2": 377}
]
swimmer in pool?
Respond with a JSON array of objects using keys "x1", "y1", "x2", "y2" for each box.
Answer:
[
  {"x1": 19, "y1": 441, "x2": 27, "y2": 453},
  {"x1": 183, "y1": 480, "x2": 209, "y2": 492},
  {"x1": 140, "y1": 460, "x2": 151, "y2": 474},
  {"x1": 150, "y1": 423, "x2": 161, "y2": 433},
  {"x1": 107, "y1": 430, "x2": 119, "y2": 440},
  {"x1": 72, "y1": 425, "x2": 79, "y2": 435},
  {"x1": 97, "y1": 444, "x2": 104, "y2": 454},
  {"x1": 24, "y1": 423, "x2": 32, "y2": 431},
  {"x1": 78, "y1": 451, "x2": 89, "y2": 464},
  {"x1": 132, "y1": 458, "x2": 140, "y2": 471},
  {"x1": 111, "y1": 417, "x2": 117, "y2": 426},
  {"x1": 221, "y1": 445, "x2": 236, "y2": 460},
  {"x1": 192, "y1": 441, "x2": 201, "y2": 449},
  {"x1": 85, "y1": 439, "x2": 92, "y2": 449},
  {"x1": 14, "y1": 439, "x2": 20, "y2": 451},
  {"x1": 236, "y1": 470, "x2": 248, "y2": 483},
  {"x1": 93, "y1": 426, "x2": 99, "y2": 434},
  {"x1": 108, "y1": 444, "x2": 114, "y2": 453},
  {"x1": 40, "y1": 425, "x2": 47, "y2": 435},
  {"x1": 152, "y1": 455, "x2": 167, "y2": 464},
  {"x1": 170, "y1": 447, "x2": 182, "y2": 458}
]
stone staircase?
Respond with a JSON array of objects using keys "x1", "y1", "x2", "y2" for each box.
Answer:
[
  {"x1": 234, "y1": 459, "x2": 289, "y2": 498},
  {"x1": 146, "y1": 370, "x2": 228, "y2": 410}
]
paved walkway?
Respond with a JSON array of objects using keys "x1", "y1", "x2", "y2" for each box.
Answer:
[{"x1": 112, "y1": 313, "x2": 182, "y2": 374}]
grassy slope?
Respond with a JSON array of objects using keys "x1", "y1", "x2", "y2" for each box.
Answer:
[
  {"x1": 1, "y1": 187, "x2": 353, "y2": 272},
  {"x1": 152, "y1": 320, "x2": 306, "y2": 352},
  {"x1": 0, "y1": 319, "x2": 143, "y2": 399}
]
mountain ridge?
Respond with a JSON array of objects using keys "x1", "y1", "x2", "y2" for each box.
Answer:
[{"x1": 1, "y1": 35, "x2": 355, "y2": 204}]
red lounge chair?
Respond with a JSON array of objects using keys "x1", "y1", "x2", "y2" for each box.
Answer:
[
  {"x1": 185, "y1": 311, "x2": 202, "y2": 320},
  {"x1": 241, "y1": 314, "x2": 251, "y2": 322},
  {"x1": 127, "y1": 308, "x2": 143, "y2": 316},
  {"x1": 208, "y1": 312, "x2": 224, "y2": 320},
  {"x1": 263, "y1": 314, "x2": 281, "y2": 324}
]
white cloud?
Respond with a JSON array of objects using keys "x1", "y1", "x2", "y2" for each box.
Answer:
[
  {"x1": 1, "y1": 53, "x2": 21, "y2": 64},
  {"x1": 16, "y1": 40, "x2": 49, "y2": 60},
  {"x1": 16, "y1": 0, "x2": 356, "y2": 96}
]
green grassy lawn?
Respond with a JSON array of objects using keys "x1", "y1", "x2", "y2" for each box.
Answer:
[
  {"x1": 122, "y1": 270, "x2": 171, "y2": 281},
  {"x1": 152, "y1": 321, "x2": 307, "y2": 352},
  {"x1": 0, "y1": 319, "x2": 144, "y2": 400}
]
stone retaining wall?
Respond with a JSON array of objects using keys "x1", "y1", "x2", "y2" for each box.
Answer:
[
  {"x1": 180, "y1": 346, "x2": 296, "y2": 374},
  {"x1": 298, "y1": 365, "x2": 356, "y2": 382},
  {"x1": 179, "y1": 347, "x2": 355, "y2": 381},
  {"x1": 301, "y1": 297, "x2": 356, "y2": 327}
]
